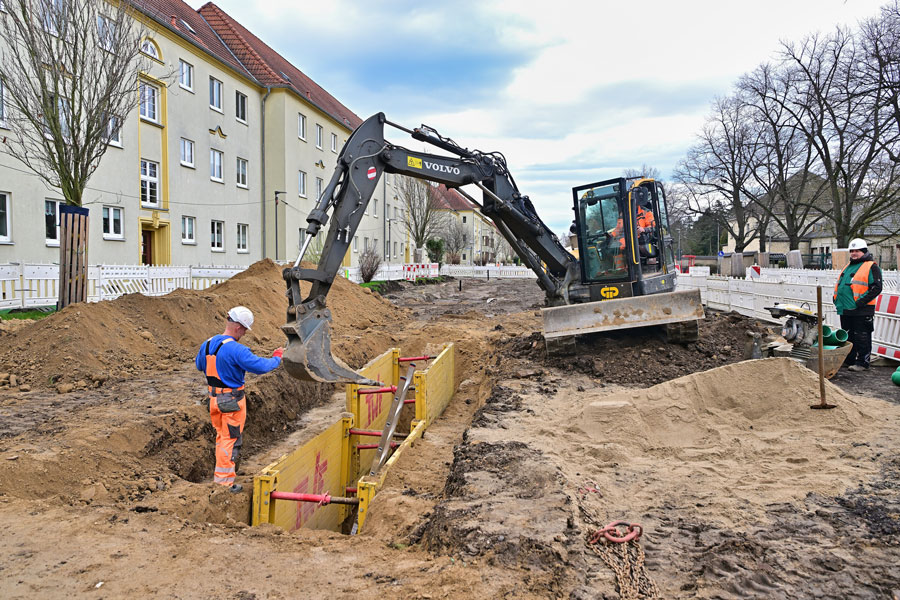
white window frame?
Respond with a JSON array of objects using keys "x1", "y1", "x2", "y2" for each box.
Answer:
[
  {"x1": 364, "y1": 237, "x2": 369, "y2": 251},
  {"x1": 179, "y1": 60, "x2": 193, "y2": 92},
  {"x1": 0, "y1": 78, "x2": 6, "y2": 127},
  {"x1": 236, "y1": 157, "x2": 248, "y2": 188},
  {"x1": 96, "y1": 15, "x2": 115, "y2": 52},
  {"x1": 374, "y1": 199, "x2": 378, "y2": 218},
  {"x1": 104, "y1": 113, "x2": 121, "y2": 147},
  {"x1": 209, "y1": 77, "x2": 223, "y2": 112},
  {"x1": 353, "y1": 236, "x2": 358, "y2": 253},
  {"x1": 316, "y1": 124, "x2": 323, "y2": 149},
  {"x1": 41, "y1": 0, "x2": 65, "y2": 36},
  {"x1": 210, "y1": 149, "x2": 223, "y2": 182},
  {"x1": 394, "y1": 241, "x2": 398, "y2": 257},
  {"x1": 181, "y1": 215, "x2": 196, "y2": 245},
  {"x1": 236, "y1": 223, "x2": 249, "y2": 253},
  {"x1": 316, "y1": 177, "x2": 323, "y2": 201},
  {"x1": 140, "y1": 159, "x2": 159, "y2": 207},
  {"x1": 211, "y1": 220, "x2": 224, "y2": 251},
  {"x1": 180, "y1": 138, "x2": 194, "y2": 167},
  {"x1": 298, "y1": 113, "x2": 306, "y2": 140},
  {"x1": 235, "y1": 91, "x2": 247, "y2": 123},
  {"x1": 298, "y1": 170, "x2": 307, "y2": 197},
  {"x1": 102, "y1": 205, "x2": 124, "y2": 240},
  {"x1": 140, "y1": 38, "x2": 160, "y2": 60},
  {"x1": 45, "y1": 199, "x2": 60, "y2": 246},
  {"x1": 331, "y1": 133, "x2": 337, "y2": 152},
  {"x1": 0, "y1": 192, "x2": 10, "y2": 243},
  {"x1": 139, "y1": 81, "x2": 158, "y2": 123}
]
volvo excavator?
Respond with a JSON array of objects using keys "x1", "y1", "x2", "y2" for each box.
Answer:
[{"x1": 280, "y1": 113, "x2": 704, "y2": 384}]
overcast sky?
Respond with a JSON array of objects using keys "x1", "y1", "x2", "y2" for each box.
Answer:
[{"x1": 187, "y1": 0, "x2": 888, "y2": 231}]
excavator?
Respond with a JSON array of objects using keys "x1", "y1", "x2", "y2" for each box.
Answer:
[{"x1": 280, "y1": 113, "x2": 704, "y2": 384}]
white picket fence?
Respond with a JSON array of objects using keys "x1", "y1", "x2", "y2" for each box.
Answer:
[
  {"x1": 338, "y1": 262, "x2": 535, "y2": 283},
  {"x1": 677, "y1": 267, "x2": 900, "y2": 362},
  {"x1": 0, "y1": 263, "x2": 244, "y2": 309}
]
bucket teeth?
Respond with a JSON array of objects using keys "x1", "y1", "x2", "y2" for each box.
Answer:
[{"x1": 282, "y1": 307, "x2": 378, "y2": 385}]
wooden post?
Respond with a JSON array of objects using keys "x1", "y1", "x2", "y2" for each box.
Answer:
[{"x1": 58, "y1": 205, "x2": 89, "y2": 309}]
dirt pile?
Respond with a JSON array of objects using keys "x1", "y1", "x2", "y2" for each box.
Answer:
[
  {"x1": 0, "y1": 260, "x2": 407, "y2": 389},
  {"x1": 504, "y1": 310, "x2": 772, "y2": 386}
]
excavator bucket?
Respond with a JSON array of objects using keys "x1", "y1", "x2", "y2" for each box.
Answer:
[
  {"x1": 281, "y1": 299, "x2": 378, "y2": 385},
  {"x1": 541, "y1": 289, "x2": 705, "y2": 344}
]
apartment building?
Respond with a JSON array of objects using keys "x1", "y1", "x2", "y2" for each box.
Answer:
[
  {"x1": 0, "y1": 0, "x2": 390, "y2": 268},
  {"x1": 432, "y1": 184, "x2": 498, "y2": 265}
]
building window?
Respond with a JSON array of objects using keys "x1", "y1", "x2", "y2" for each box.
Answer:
[
  {"x1": 316, "y1": 124, "x2": 323, "y2": 149},
  {"x1": 364, "y1": 237, "x2": 369, "y2": 251},
  {"x1": 182, "y1": 215, "x2": 195, "y2": 244},
  {"x1": 374, "y1": 199, "x2": 378, "y2": 217},
  {"x1": 180, "y1": 138, "x2": 194, "y2": 167},
  {"x1": 96, "y1": 15, "x2": 115, "y2": 51},
  {"x1": 210, "y1": 149, "x2": 223, "y2": 182},
  {"x1": 179, "y1": 60, "x2": 193, "y2": 91},
  {"x1": 235, "y1": 91, "x2": 247, "y2": 123},
  {"x1": 209, "y1": 77, "x2": 223, "y2": 111},
  {"x1": 237, "y1": 223, "x2": 248, "y2": 253},
  {"x1": 462, "y1": 215, "x2": 467, "y2": 223},
  {"x1": 0, "y1": 192, "x2": 9, "y2": 243},
  {"x1": 298, "y1": 113, "x2": 306, "y2": 139},
  {"x1": 46, "y1": 95, "x2": 72, "y2": 139},
  {"x1": 0, "y1": 79, "x2": 6, "y2": 126},
  {"x1": 140, "y1": 38, "x2": 160, "y2": 60},
  {"x1": 41, "y1": 0, "x2": 65, "y2": 36},
  {"x1": 140, "y1": 160, "x2": 159, "y2": 207},
  {"x1": 236, "y1": 157, "x2": 248, "y2": 188},
  {"x1": 45, "y1": 199, "x2": 60, "y2": 244},
  {"x1": 353, "y1": 236, "x2": 358, "y2": 252},
  {"x1": 139, "y1": 82, "x2": 158, "y2": 122},
  {"x1": 104, "y1": 114, "x2": 121, "y2": 146},
  {"x1": 331, "y1": 133, "x2": 337, "y2": 152},
  {"x1": 393, "y1": 242, "x2": 398, "y2": 257},
  {"x1": 102, "y1": 206, "x2": 123, "y2": 239},
  {"x1": 211, "y1": 220, "x2": 224, "y2": 251},
  {"x1": 298, "y1": 170, "x2": 307, "y2": 197},
  {"x1": 316, "y1": 177, "x2": 323, "y2": 201}
]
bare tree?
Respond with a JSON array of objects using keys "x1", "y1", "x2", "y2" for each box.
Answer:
[
  {"x1": 0, "y1": 0, "x2": 149, "y2": 207},
  {"x1": 778, "y1": 28, "x2": 900, "y2": 247},
  {"x1": 441, "y1": 216, "x2": 467, "y2": 264},
  {"x1": 673, "y1": 93, "x2": 764, "y2": 252},
  {"x1": 623, "y1": 164, "x2": 662, "y2": 180},
  {"x1": 739, "y1": 63, "x2": 827, "y2": 250},
  {"x1": 357, "y1": 244, "x2": 382, "y2": 283},
  {"x1": 0, "y1": 0, "x2": 150, "y2": 305},
  {"x1": 859, "y1": 1, "x2": 900, "y2": 165},
  {"x1": 395, "y1": 176, "x2": 445, "y2": 261}
]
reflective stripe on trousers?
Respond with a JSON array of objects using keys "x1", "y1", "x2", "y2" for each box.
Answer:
[{"x1": 209, "y1": 392, "x2": 246, "y2": 486}]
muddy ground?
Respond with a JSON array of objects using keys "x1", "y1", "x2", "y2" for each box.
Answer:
[{"x1": 0, "y1": 271, "x2": 898, "y2": 599}]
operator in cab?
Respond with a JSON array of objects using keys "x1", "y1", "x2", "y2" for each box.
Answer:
[{"x1": 833, "y1": 239, "x2": 882, "y2": 372}]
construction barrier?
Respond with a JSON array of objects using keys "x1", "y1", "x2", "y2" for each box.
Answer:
[
  {"x1": 677, "y1": 269, "x2": 900, "y2": 362},
  {"x1": 252, "y1": 343, "x2": 455, "y2": 534}
]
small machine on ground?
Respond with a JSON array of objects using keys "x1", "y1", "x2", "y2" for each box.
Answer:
[
  {"x1": 281, "y1": 113, "x2": 704, "y2": 384},
  {"x1": 765, "y1": 303, "x2": 852, "y2": 379}
]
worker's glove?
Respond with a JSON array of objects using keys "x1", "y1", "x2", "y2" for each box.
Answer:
[{"x1": 272, "y1": 348, "x2": 284, "y2": 359}]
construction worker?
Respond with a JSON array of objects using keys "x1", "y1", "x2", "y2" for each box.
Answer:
[
  {"x1": 833, "y1": 239, "x2": 883, "y2": 371},
  {"x1": 195, "y1": 306, "x2": 283, "y2": 492}
]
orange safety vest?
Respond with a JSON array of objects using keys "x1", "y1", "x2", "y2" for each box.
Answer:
[
  {"x1": 637, "y1": 206, "x2": 655, "y2": 229},
  {"x1": 833, "y1": 261, "x2": 876, "y2": 306},
  {"x1": 204, "y1": 337, "x2": 246, "y2": 395}
]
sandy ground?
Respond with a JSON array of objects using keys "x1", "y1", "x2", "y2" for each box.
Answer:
[{"x1": 1, "y1": 271, "x2": 899, "y2": 599}]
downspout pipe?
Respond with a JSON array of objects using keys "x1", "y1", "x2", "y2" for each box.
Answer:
[{"x1": 261, "y1": 86, "x2": 272, "y2": 258}]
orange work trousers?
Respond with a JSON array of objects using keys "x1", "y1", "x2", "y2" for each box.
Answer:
[{"x1": 209, "y1": 393, "x2": 246, "y2": 486}]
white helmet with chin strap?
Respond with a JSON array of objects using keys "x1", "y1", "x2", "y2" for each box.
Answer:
[
  {"x1": 848, "y1": 238, "x2": 868, "y2": 251},
  {"x1": 227, "y1": 306, "x2": 254, "y2": 330}
]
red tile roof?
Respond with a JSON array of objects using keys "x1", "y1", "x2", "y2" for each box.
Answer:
[
  {"x1": 131, "y1": 0, "x2": 253, "y2": 79},
  {"x1": 432, "y1": 184, "x2": 479, "y2": 211},
  {"x1": 197, "y1": 3, "x2": 363, "y2": 130}
]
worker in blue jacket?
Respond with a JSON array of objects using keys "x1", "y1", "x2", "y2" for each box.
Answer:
[
  {"x1": 833, "y1": 239, "x2": 883, "y2": 371},
  {"x1": 195, "y1": 306, "x2": 283, "y2": 492}
]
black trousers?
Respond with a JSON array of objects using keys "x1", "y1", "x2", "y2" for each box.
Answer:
[{"x1": 840, "y1": 314, "x2": 874, "y2": 368}]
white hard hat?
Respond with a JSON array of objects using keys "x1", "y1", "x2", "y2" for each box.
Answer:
[
  {"x1": 848, "y1": 238, "x2": 868, "y2": 251},
  {"x1": 227, "y1": 306, "x2": 254, "y2": 330}
]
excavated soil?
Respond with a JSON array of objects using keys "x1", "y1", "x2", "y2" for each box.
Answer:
[{"x1": 0, "y1": 272, "x2": 898, "y2": 599}]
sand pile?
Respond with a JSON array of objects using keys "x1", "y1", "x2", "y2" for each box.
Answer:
[{"x1": 0, "y1": 260, "x2": 407, "y2": 389}]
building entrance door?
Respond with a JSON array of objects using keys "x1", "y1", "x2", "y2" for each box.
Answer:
[{"x1": 141, "y1": 230, "x2": 153, "y2": 265}]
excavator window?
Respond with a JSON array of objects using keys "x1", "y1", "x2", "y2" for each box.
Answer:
[{"x1": 576, "y1": 183, "x2": 628, "y2": 282}]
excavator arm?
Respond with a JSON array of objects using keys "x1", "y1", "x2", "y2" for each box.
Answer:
[{"x1": 281, "y1": 113, "x2": 577, "y2": 383}]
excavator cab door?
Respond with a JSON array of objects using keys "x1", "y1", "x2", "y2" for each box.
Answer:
[{"x1": 572, "y1": 178, "x2": 635, "y2": 288}]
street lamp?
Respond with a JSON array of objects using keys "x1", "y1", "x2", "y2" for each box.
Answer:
[{"x1": 274, "y1": 191, "x2": 285, "y2": 261}]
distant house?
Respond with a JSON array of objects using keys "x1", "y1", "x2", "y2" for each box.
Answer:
[{"x1": 430, "y1": 185, "x2": 499, "y2": 265}]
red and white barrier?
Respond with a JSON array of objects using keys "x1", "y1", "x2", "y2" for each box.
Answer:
[{"x1": 874, "y1": 292, "x2": 900, "y2": 361}]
